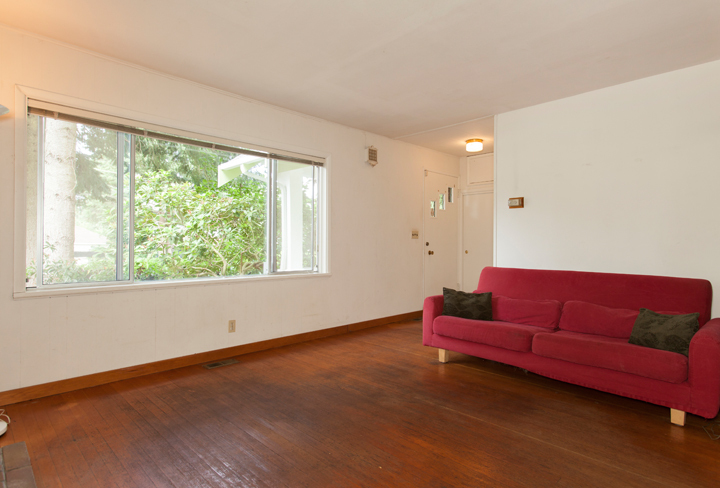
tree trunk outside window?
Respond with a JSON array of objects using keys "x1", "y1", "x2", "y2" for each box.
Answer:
[
  {"x1": 25, "y1": 115, "x2": 38, "y2": 282},
  {"x1": 43, "y1": 119, "x2": 77, "y2": 264}
]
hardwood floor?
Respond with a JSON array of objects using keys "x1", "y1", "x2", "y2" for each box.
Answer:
[{"x1": 1, "y1": 320, "x2": 719, "y2": 487}]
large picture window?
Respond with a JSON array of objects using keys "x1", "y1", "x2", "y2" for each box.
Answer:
[{"x1": 25, "y1": 102, "x2": 324, "y2": 289}]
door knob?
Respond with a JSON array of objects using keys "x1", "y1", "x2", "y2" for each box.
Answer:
[
  {"x1": 465, "y1": 250, "x2": 468, "y2": 254},
  {"x1": 428, "y1": 250, "x2": 434, "y2": 255}
]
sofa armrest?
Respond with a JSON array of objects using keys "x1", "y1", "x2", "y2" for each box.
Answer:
[
  {"x1": 423, "y1": 295, "x2": 443, "y2": 346},
  {"x1": 688, "y1": 318, "x2": 720, "y2": 417}
]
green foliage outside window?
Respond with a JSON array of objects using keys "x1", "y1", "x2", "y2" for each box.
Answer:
[
  {"x1": 29, "y1": 123, "x2": 268, "y2": 285},
  {"x1": 134, "y1": 170, "x2": 266, "y2": 280}
]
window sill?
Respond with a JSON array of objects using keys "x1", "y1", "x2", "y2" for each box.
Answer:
[{"x1": 13, "y1": 271, "x2": 331, "y2": 300}]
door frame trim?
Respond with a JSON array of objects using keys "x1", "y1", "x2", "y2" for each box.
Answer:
[
  {"x1": 462, "y1": 187, "x2": 493, "y2": 196},
  {"x1": 425, "y1": 169, "x2": 459, "y2": 178}
]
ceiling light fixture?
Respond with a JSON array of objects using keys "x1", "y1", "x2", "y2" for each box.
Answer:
[{"x1": 465, "y1": 139, "x2": 483, "y2": 152}]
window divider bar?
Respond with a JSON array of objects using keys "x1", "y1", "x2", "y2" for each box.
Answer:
[
  {"x1": 116, "y1": 133, "x2": 124, "y2": 281},
  {"x1": 311, "y1": 165, "x2": 316, "y2": 272},
  {"x1": 268, "y1": 159, "x2": 278, "y2": 273},
  {"x1": 36, "y1": 117, "x2": 45, "y2": 288},
  {"x1": 129, "y1": 135, "x2": 136, "y2": 284}
]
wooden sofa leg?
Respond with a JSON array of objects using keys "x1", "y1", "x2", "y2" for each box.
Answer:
[
  {"x1": 670, "y1": 409, "x2": 686, "y2": 426},
  {"x1": 438, "y1": 349, "x2": 451, "y2": 363}
]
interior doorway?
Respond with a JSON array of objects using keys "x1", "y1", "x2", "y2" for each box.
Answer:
[{"x1": 423, "y1": 170, "x2": 459, "y2": 298}]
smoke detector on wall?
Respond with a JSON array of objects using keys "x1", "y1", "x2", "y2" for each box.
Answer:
[{"x1": 367, "y1": 146, "x2": 378, "y2": 167}]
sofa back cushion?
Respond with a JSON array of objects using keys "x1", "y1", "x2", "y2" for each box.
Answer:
[
  {"x1": 492, "y1": 295, "x2": 562, "y2": 329},
  {"x1": 559, "y1": 301, "x2": 639, "y2": 338},
  {"x1": 476, "y1": 267, "x2": 712, "y2": 327}
]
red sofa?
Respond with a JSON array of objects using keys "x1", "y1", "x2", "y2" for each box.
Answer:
[{"x1": 423, "y1": 267, "x2": 720, "y2": 425}]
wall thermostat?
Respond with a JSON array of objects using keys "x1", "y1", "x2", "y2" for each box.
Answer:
[{"x1": 508, "y1": 197, "x2": 524, "y2": 209}]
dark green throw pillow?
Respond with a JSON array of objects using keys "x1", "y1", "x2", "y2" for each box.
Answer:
[
  {"x1": 442, "y1": 288, "x2": 492, "y2": 321},
  {"x1": 628, "y1": 308, "x2": 699, "y2": 356}
]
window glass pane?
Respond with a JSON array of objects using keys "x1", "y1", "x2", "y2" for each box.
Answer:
[
  {"x1": 35, "y1": 119, "x2": 121, "y2": 285},
  {"x1": 26, "y1": 106, "x2": 323, "y2": 289},
  {"x1": 275, "y1": 161, "x2": 316, "y2": 271},
  {"x1": 122, "y1": 134, "x2": 131, "y2": 281},
  {"x1": 25, "y1": 115, "x2": 39, "y2": 287},
  {"x1": 133, "y1": 136, "x2": 268, "y2": 280},
  {"x1": 439, "y1": 193, "x2": 445, "y2": 210}
]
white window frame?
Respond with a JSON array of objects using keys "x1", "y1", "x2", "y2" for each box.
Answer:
[{"x1": 13, "y1": 86, "x2": 330, "y2": 298}]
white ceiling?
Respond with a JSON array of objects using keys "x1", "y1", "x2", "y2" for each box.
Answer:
[
  {"x1": 399, "y1": 116, "x2": 495, "y2": 157},
  {"x1": 2, "y1": 0, "x2": 720, "y2": 156}
]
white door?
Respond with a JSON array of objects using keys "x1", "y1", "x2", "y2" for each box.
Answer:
[
  {"x1": 462, "y1": 191, "x2": 494, "y2": 291},
  {"x1": 424, "y1": 171, "x2": 459, "y2": 298}
]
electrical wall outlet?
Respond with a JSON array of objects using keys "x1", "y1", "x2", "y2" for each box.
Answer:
[{"x1": 228, "y1": 320, "x2": 236, "y2": 333}]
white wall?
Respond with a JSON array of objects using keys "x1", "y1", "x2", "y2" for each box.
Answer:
[
  {"x1": 0, "y1": 27, "x2": 458, "y2": 393},
  {"x1": 495, "y1": 59, "x2": 720, "y2": 315}
]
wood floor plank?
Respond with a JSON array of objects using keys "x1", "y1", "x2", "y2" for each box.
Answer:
[
  {"x1": 156, "y1": 368, "x2": 352, "y2": 488},
  {"x1": 64, "y1": 389, "x2": 148, "y2": 488},
  {"x1": 13, "y1": 402, "x2": 63, "y2": 488},
  {"x1": 255, "y1": 326, "x2": 718, "y2": 486},
  {"x1": 42, "y1": 394, "x2": 104, "y2": 487},
  {"x1": 29, "y1": 396, "x2": 83, "y2": 487},
  {"x1": 103, "y1": 382, "x2": 213, "y2": 488},
  {"x1": 45, "y1": 392, "x2": 120, "y2": 488},
  {"x1": 208, "y1": 356, "x2": 419, "y2": 487},
  {"x1": 69, "y1": 392, "x2": 156, "y2": 488},
  {"x1": 115, "y1": 388, "x2": 234, "y2": 487},
  {"x1": 159, "y1": 368, "x2": 348, "y2": 486},
  {"x1": 286, "y1": 325, "x2": 720, "y2": 486},
  {"x1": 120, "y1": 374, "x2": 275, "y2": 488},
  {"x1": 236, "y1": 341, "x2": 654, "y2": 487},
  {"x1": 1, "y1": 320, "x2": 718, "y2": 487},
  {"x1": 82, "y1": 385, "x2": 180, "y2": 488},
  {"x1": 228, "y1": 352, "x2": 508, "y2": 487}
]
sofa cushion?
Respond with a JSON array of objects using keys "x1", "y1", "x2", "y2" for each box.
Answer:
[
  {"x1": 442, "y1": 288, "x2": 493, "y2": 321},
  {"x1": 628, "y1": 309, "x2": 700, "y2": 357},
  {"x1": 532, "y1": 330, "x2": 688, "y2": 383},
  {"x1": 558, "y1": 301, "x2": 639, "y2": 338},
  {"x1": 434, "y1": 315, "x2": 548, "y2": 352},
  {"x1": 492, "y1": 295, "x2": 562, "y2": 329}
]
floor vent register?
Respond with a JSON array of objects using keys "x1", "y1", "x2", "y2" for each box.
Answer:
[{"x1": 202, "y1": 358, "x2": 240, "y2": 370}]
